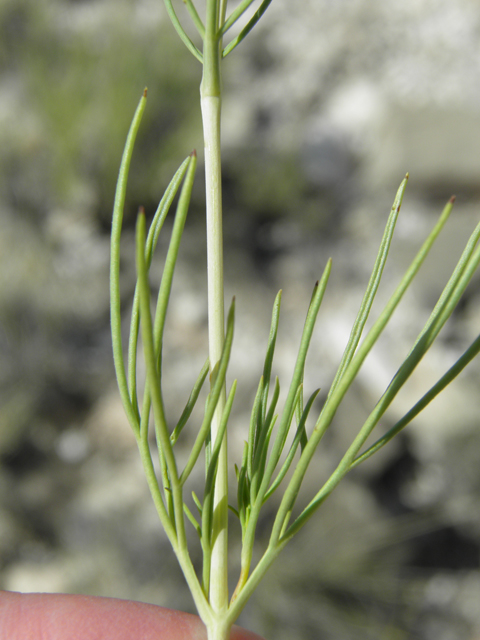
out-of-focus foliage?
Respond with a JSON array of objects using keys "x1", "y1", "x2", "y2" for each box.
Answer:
[{"x1": 0, "y1": 0, "x2": 201, "y2": 222}]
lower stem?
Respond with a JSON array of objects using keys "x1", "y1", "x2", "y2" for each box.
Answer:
[{"x1": 206, "y1": 619, "x2": 233, "y2": 640}]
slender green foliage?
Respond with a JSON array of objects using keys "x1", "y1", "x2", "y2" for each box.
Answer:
[{"x1": 109, "y1": 3, "x2": 480, "y2": 639}]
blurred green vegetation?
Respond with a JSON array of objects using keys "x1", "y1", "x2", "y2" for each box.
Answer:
[{"x1": 0, "y1": 0, "x2": 202, "y2": 223}]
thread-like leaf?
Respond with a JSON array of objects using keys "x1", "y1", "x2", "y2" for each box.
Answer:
[
  {"x1": 127, "y1": 156, "x2": 191, "y2": 419},
  {"x1": 352, "y1": 332, "x2": 480, "y2": 468},
  {"x1": 222, "y1": 0, "x2": 274, "y2": 56},
  {"x1": 264, "y1": 387, "x2": 320, "y2": 502},
  {"x1": 221, "y1": 0, "x2": 259, "y2": 34},
  {"x1": 328, "y1": 175, "x2": 408, "y2": 399},
  {"x1": 110, "y1": 89, "x2": 147, "y2": 435},
  {"x1": 163, "y1": 0, "x2": 204, "y2": 62},
  {"x1": 279, "y1": 195, "x2": 461, "y2": 543},
  {"x1": 171, "y1": 359, "x2": 210, "y2": 445},
  {"x1": 183, "y1": 0, "x2": 206, "y2": 38},
  {"x1": 256, "y1": 260, "x2": 332, "y2": 502}
]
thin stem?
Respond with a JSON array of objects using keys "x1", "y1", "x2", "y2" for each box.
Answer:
[{"x1": 201, "y1": 0, "x2": 228, "y2": 615}]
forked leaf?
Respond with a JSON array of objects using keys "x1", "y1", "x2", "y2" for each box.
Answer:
[
  {"x1": 128, "y1": 156, "x2": 192, "y2": 419},
  {"x1": 163, "y1": 0, "x2": 203, "y2": 62}
]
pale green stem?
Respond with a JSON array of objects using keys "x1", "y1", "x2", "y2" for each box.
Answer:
[
  {"x1": 207, "y1": 619, "x2": 233, "y2": 640},
  {"x1": 201, "y1": 0, "x2": 229, "y2": 620}
]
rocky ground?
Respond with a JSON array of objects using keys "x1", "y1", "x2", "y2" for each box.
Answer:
[{"x1": 1, "y1": 1, "x2": 480, "y2": 638}]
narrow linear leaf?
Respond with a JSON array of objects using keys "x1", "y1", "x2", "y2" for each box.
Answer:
[
  {"x1": 136, "y1": 211, "x2": 177, "y2": 489},
  {"x1": 264, "y1": 387, "x2": 321, "y2": 502},
  {"x1": 135, "y1": 152, "x2": 196, "y2": 508},
  {"x1": 346, "y1": 217, "x2": 480, "y2": 465},
  {"x1": 328, "y1": 175, "x2": 408, "y2": 399},
  {"x1": 281, "y1": 197, "x2": 472, "y2": 543},
  {"x1": 183, "y1": 0, "x2": 206, "y2": 38},
  {"x1": 128, "y1": 156, "x2": 191, "y2": 419},
  {"x1": 260, "y1": 291, "x2": 282, "y2": 423},
  {"x1": 171, "y1": 359, "x2": 210, "y2": 445},
  {"x1": 221, "y1": 0, "x2": 259, "y2": 34},
  {"x1": 184, "y1": 503, "x2": 202, "y2": 537},
  {"x1": 237, "y1": 442, "x2": 250, "y2": 526},
  {"x1": 268, "y1": 195, "x2": 454, "y2": 547},
  {"x1": 110, "y1": 89, "x2": 147, "y2": 434},
  {"x1": 309, "y1": 194, "x2": 456, "y2": 462},
  {"x1": 247, "y1": 377, "x2": 265, "y2": 480},
  {"x1": 251, "y1": 376, "x2": 280, "y2": 492},
  {"x1": 257, "y1": 260, "x2": 332, "y2": 501},
  {"x1": 192, "y1": 491, "x2": 203, "y2": 515},
  {"x1": 228, "y1": 504, "x2": 240, "y2": 519},
  {"x1": 133, "y1": 209, "x2": 180, "y2": 541},
  {"x1": 152, "y1": 152, "x2": 197, "y2": 359},
  {"x1": 352, "y1": 332, "x2": 480, "y2": 468},
  {"x1": 250, "y1": 414, "x2": 277, "y2": 503}
]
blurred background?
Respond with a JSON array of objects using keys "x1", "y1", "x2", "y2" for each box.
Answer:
[{"x1": 1, "y1": 0, "x2": 480, "y2": 638}]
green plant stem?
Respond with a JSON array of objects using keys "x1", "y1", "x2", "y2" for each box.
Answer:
[{"x1": 201, "y1": 0, "x2": 229, "y2": 623}]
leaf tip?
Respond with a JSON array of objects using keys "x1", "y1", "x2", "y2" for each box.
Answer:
[
  {"x1": 191, "y1": 149, "x2": 197, "y2": 157},
  {"x1": 143, "y1": 87, "x2": 148, "y2": 98},
  {"x1": 449, "y1": 195, "x2": 456, "y2": 204}
]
